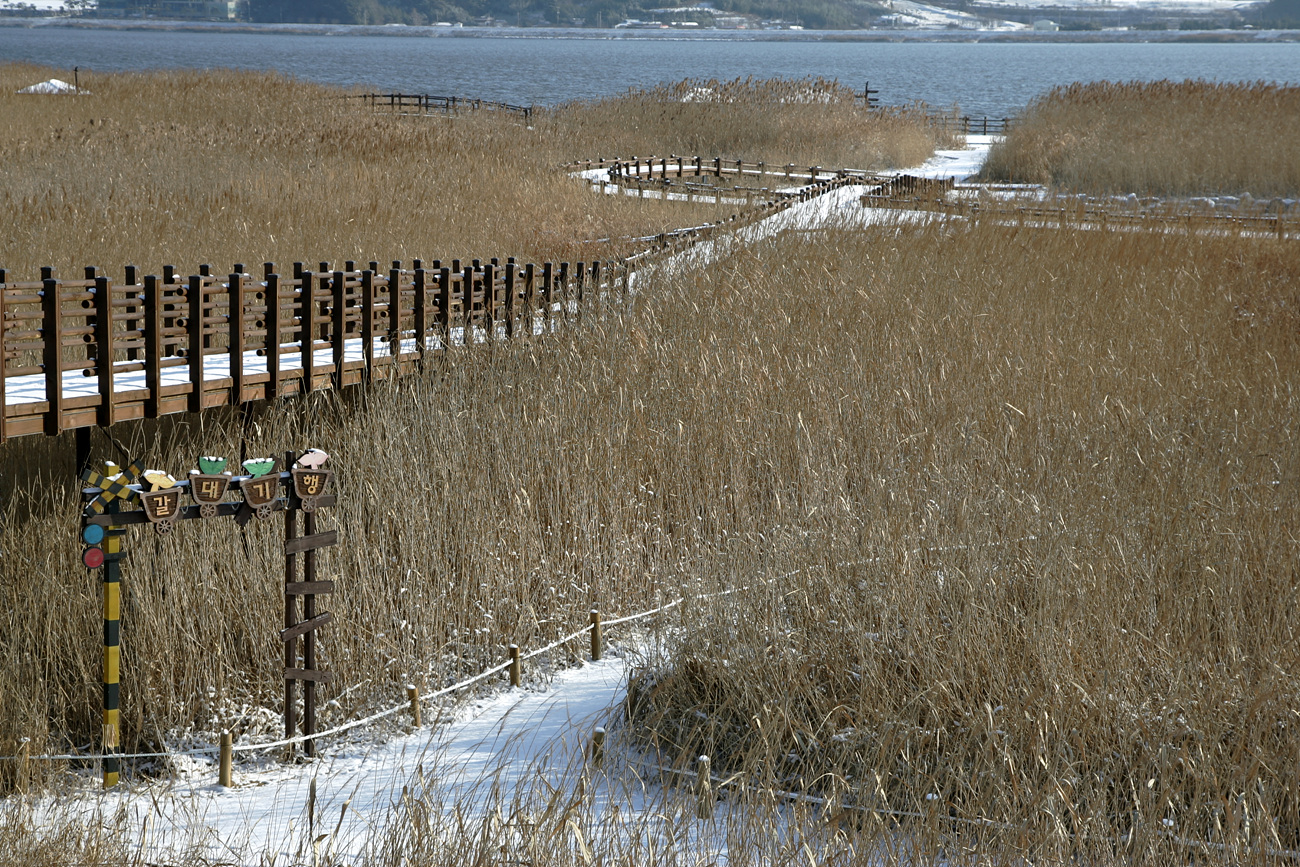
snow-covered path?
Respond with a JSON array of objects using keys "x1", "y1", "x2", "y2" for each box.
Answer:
[{"x1": 77, "y1": 656, "x2": 630, "y2": 864}]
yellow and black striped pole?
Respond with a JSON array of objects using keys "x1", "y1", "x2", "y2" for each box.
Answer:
[
  {"x1": 102, "y1": 499, "x2": 123, "y2": 788},
  {"x1": 82, "y1": 460, "x2": 140, "y2": 788}
]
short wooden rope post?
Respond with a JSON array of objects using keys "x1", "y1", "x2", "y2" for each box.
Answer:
[
  {"x1": 591, "y1": 726, "x2": 606, "y2": 769},
  {"x1": 696, "y1": 755, "x2": 713, "y2": 819},
  {"x1": 590, "y1": 609, "x2": 602, "y2": 661},
  {"x1": 219, "y1": 731, "x2": 233, "y2": 787},
  {"x1": 407, "y1": 684, "x2": 422, "y2": 728},
  {"x1": 509, "y1": 643, "x2": 521, "y2": 687}
]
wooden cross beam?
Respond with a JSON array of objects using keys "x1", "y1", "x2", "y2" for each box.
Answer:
[{"x1": 82, "y1": 460, "x2": 144, "y2": 514}]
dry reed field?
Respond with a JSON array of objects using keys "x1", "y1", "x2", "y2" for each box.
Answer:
[
  {"x1": 2, "y1": 64, "x2": 1297, "y2": 865},
  {"x1": 619, "y1": 220, "x2": 1300, "y2": 863},
  {"x1": 0, "y1": 66, "x2": 943, "y2": 279},
  {"x1": 552, "y1": 77, "x2": 954, "y2": 171},
  {"x1": 979, "y1": 80, "x2": 1300, "y2": 197},
  {"x1": 0, "y1": 66, "x2": 942, "y2": 784}
]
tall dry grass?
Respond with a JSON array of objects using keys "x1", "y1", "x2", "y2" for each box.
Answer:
[
  {"x1": 620, "y1": 219, "x2": 1300, "y2": 861},
  {"x1": 548, "y1": 76, "x2": 957, "y2": 171},
  {"x1": 0, "y1": 65, "x2": 942, "y2": 785},
  {"x1": 0, "y1": 64, "x2": 710, "y2": 276},
  {"x1": 0, "y1": 66, "x2": 942, "y2": 279},
  {"x1": 979, "y1": 80, "x2": 1300, "y2": 196}
]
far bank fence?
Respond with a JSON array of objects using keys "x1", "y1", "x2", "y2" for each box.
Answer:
[{"x1": 358, "y1": 92, "x2": 534, "y2": 120}]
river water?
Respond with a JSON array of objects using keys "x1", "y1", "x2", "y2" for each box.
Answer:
[{"x1": 2, "y1": 23, "x2": 1298, "y2": 116}]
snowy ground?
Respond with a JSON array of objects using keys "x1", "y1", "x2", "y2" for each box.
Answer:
[
  {"x1": 28, "y1": 136, "x2": 998, "y2": 864},
  {"x1": 78, "y1": 655, "x2": 635, "y2": 863}
]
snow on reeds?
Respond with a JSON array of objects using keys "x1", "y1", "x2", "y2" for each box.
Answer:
[{"x1": 980, "y1": 79, "x2": 1300, "y2": 197}]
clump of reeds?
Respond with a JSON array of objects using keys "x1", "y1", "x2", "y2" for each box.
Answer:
[
  {"x1": 979, "y1": 79, "x2": 1300, "y2": 196},
  {"x1": 547, "y1": 76, "x2": 954, "y2": 171},
  {"x1": 620, "y1": 218, "x2": 1300, "y2": 861},
  {"x1": 0, "y1": 64, "x2": 716, "y2": 277}
]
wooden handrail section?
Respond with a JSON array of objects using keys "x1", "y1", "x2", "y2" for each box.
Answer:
[{"x1": 0, "y1": 258, "x2": 608, "y2": 442}]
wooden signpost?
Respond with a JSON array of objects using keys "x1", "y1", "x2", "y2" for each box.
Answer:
[{"x1": 80, "y1": 449, "x2": 339, "y2": 787}]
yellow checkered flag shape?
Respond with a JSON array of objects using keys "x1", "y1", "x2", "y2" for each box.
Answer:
[{"x1": 82, "y1": 460, "x2": 144, "y2": 515}]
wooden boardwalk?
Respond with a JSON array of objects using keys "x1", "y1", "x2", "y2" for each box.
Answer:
[
  {"x1": 0, "y1": 259, "x2": 610, "y2": 441},
  {"x1": 0, "y1": 160, "x2": 857, "y2": 443}
]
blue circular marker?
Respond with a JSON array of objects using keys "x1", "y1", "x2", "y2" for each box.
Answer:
[{"x1": 82, "y1": 524, "x2": 106, "y2": 545}]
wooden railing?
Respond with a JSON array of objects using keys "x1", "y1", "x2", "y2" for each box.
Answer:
[
  {"x1": 0, "y1": 258, "x2": 611, "y2": 441},
  {"x1": 0, "y1": 159, "x2": 865, "y2": 443},
  {"x1": 597, "y1": 155, "x2": 884, "y2": 185},
  {"x1": 922, "y1": 114, "x2": 1015, "y2": 136},
  {"x1": 360, "y1": 92, "x2": 534, "y2": 121}
]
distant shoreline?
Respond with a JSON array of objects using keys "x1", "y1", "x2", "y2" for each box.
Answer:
[{"x1": 2, "y1": 17, "x2": 1298, "y2": 43}]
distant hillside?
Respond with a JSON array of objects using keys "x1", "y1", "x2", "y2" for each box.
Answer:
[{"x1": 246, "y1": 0, "x2": 884, "y2": 28}]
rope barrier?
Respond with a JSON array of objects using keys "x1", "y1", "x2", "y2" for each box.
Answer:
[{"x1": 6, "y1": 584, "x2": 731, "y2": 764}]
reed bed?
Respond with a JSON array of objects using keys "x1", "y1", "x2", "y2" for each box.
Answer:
[
  {"x1": 0, "y1": 64, "x2": 710, "y2": 276},
  {"x1": 0, "y1": 66, "x2": 941, "y2": 278},
  {"x1": 979, "y1": 79, "x2": 1300, "y2": 196},
  {"x1": 3, "y1": 63, "x2": 1294, "y2": 864},
  {"x1": 620, "y1": 219, "x2": 1300, "y2": 863},
  {"x1": 8, "y1": 217, "x2": 1294, "y2": 864},
  {"x1": 0, "y1": 64, "x2": 941, "y2": 784},
  {"x1": 547, "y1": 76, "x2": 957, "y2": 172}
]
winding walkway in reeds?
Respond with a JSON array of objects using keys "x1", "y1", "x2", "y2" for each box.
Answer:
[{"x1": 0, "y1": 160, "x2": 863, "y2": 444}]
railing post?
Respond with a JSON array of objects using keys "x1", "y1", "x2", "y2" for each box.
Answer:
[
  {"x1": 266, "y1": 272, "x2": 281, "y2": 400},
  {"x1": 461, "y1": 265, "x2": 475, "y2": 345},
  {"x1": 482, "y1": 262, "x2": 496, "y2": 340},
  {"x1": 331, "y1": 270, "x2": 347, "y2": 389},
  {"x1": 509, "y1": 644, "x2": 521, "y2": 687},
  {"x1": 187, "y1": 275, "x2": 205, "y2": 413},
  {"x1": 94, "y1": 275, "x2": 115, "y2": 428},
  {"x1": 523, "y1": 263, "x2": 536, "y2": 338},
  {"x1": 557, "y1": 262, "x2": 569, "y2": 321},
  {"x1": 295, "y1": 263, "x2": 315, "y2": 394},
  {"x1": 590, "y1": 609, "x2": 602, "y2": 660},
  {"x1": 504, "y1": 260, "x2": 516, "y2": 339},
  {"x1": 388, "y1": 267, "x2": 402, "y2": 371},
  {"x1": 144, "y1": 275, "x2": 162, "y2": 419},
  {"x1": 573, "y1": 261, "x2": 585, "y2": 323},
  {"x1": 413, "y1": 265, "x2": 427, "y2": 364},
  {"x1": 437, "y1": 267, "x2": 452, "y2": 349},
  {"x1": 229, "y1": 272, "x2": 245, "y2": 405},
  {"x1": 361, "y1": 270, "x2": 375, "y2": 381},
  {"x1": 41, "y1": 275, "x2": 63, "y2": 436}
]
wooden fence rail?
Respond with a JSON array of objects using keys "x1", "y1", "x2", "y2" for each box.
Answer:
[
  {"x1": 601, "y1": 155, "x2": 885, "y2": 186},
  {"x1": 0, "y1": 257, "x2": 610, "y2": 441},
  {"x1": 360, "y1": 92, "x2": 534, "y2": 121}
]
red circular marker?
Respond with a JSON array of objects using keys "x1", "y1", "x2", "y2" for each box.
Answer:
[{"x1": 82, "y1": 546, "x2": 105, "y2": 569}]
